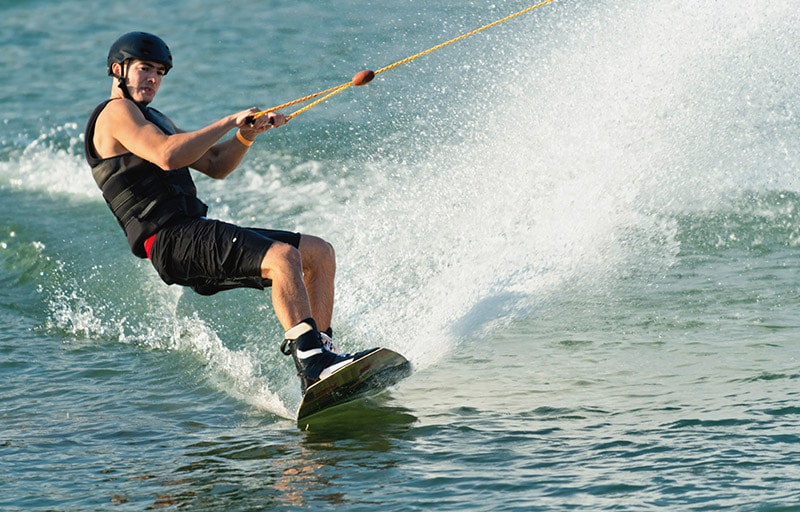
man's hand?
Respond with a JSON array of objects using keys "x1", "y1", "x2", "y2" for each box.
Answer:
[{"x1": 236, "y1": 108, "x2": 287, "y2": 139}]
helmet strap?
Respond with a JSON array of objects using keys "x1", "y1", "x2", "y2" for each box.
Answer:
[{"x1": 115, "y1": 60, "x2": 135, "y2": 102}]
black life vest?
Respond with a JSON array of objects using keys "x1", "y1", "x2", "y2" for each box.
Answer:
[{"x1": 84, "y1": 99, "x2": 208, "y2": 258}]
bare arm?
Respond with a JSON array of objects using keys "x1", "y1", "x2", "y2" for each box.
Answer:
[
  {"x1": 191, "y1": 112, "x2": 286, "y2": 179},
  {"x1": 94, "y1": 99, "x2": 283, "y2": 177}
]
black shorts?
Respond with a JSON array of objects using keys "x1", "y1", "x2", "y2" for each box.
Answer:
[{"x1": 149, "y1": 217, "x2": 301, "y2": 296}]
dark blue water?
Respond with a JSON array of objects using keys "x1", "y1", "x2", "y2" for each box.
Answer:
[{"x1": 2, "y1": 0, "x2": 800, "y2": 509}]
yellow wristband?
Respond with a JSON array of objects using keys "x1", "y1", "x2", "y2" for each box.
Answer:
[{"x1": 236, "y1": 130, "x2": 254, "y2": 147}]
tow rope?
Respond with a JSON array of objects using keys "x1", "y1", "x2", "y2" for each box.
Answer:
[{"x1": 247, "y1": 0, "x2": 557, "y2": 123}]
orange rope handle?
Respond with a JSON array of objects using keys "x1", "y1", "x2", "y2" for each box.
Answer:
[{"x1": 250, "y1": 0, "x2": 557, "y2": 122}]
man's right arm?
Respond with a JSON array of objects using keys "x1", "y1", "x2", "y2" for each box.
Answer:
[{"x1": 95, "y1": 99, "x2": 239, "y2": 171}]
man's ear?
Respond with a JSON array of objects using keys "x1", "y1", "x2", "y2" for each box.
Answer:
[{"x1": 111, "y1": 61, "x2": 123, "y2": 77}]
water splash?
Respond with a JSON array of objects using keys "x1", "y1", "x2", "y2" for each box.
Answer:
[
  {"x1": 317, "y1": 0, "x2": 800, "y2": 367},
  {"x1": 46, "y1": 268, "x2": 293, "y2": 418},
  {"x1": 0, "y1": 123, "x2": 97, "y2": 198}
]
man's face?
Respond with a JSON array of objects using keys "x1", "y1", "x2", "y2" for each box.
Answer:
[{"x1": 122, "y1": 59, "x2": 166, "y2": 104}]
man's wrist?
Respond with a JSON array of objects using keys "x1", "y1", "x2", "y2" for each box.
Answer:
[{"x1": 235, "y1": 129, "x2": 255, "y2": 147}]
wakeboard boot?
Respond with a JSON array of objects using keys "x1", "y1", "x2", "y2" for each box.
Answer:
[{"x1": 281, "y1": 321, "x2": 377, "y2": 393}]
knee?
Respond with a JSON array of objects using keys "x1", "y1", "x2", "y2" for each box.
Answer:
[
  {"x1": 262, "y1": 242, "x2": 303, "y2": 279},
  {"x1": 301, "y1": 235, "x2": 335, "y2": 268},
  {"x1": 317, "y1": 238, "x2": 335, "y2": 266}
]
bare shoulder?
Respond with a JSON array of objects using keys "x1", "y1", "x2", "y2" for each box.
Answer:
[
  {"x1": 98, "y1": 98, "x2": 145, "y2": 125},
  {"x1": 94, "y1": 99, "x2": 152, "y2": 158}
]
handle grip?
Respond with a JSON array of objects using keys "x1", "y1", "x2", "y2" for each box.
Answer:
[{"x1": 243, "y1": 114, "x2": 275, "y2": 126}]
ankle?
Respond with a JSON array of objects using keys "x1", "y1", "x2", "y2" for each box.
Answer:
[
  {"x1": 284, "y1": 318, "x2": 321, "y2": 351},
  {"x1": 285, "y1": 318, "x2": 317, "y2": 339}
]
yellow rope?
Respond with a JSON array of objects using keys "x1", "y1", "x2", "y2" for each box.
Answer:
[
  {"x1": 250, "y1": 0, "x2": 556, "y2": 122},
  {"x1": 374, "y1": 0, "x2": 555, "y2": 77},
  {"x1": 285, "y1": 83, "x2": 351, "y2": 120}
]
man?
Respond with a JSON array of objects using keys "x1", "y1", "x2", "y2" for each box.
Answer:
[{"x1": 84, "y1": 32, "x2": 374, "y2": 394}]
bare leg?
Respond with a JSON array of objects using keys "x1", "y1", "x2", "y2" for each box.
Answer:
[
  {"x1": 260, "y1": 242, "x2": 312, "y2": 330},
  {"x1": 297, "y1": 235, "x2": 336, "y2": 333}
]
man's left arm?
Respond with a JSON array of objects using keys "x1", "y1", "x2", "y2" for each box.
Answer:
[{"x1": 192, "y1": 112, "x2": 286, "y2": 179}]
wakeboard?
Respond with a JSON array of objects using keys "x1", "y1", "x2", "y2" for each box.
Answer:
[{"x1": 297, "y1": 347, "x2": 411, "y2": 421}]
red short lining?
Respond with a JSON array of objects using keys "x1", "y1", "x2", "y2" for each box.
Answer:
[{"x1": 144, "y1": 233, "x2": 156, "y2": 260}]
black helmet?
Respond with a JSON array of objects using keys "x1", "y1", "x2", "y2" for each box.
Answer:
[{"x1": 107, "y1": 32, "x2": 173, "y2": 76}]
